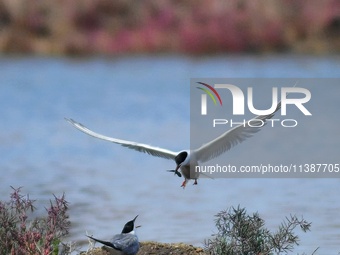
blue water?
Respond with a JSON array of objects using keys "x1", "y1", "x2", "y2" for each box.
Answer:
[{"x1": 0, "y1": 55, "x2": 340, "y2": 254}]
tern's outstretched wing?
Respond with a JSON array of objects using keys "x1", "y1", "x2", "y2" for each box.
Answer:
[
  {"x1": 65, "y1": 118, "x2": 177, "y2": 160},
  {"x1": 194, "y1": 102, "x2": 281, "y2": 163}
]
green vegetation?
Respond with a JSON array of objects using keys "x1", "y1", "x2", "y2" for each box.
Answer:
[
  {"x1": 205, "y1": 206, "x2": 313, "y2": 255},
  {"x1": 0, "y1": 189, "x2": 322, "y2": 254}
]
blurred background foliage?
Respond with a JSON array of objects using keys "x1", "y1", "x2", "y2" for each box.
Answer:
[{"x1": 0, "y1": 0, "x2": 339, "y2": 55}]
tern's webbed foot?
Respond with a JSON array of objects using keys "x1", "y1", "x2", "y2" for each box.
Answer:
[{"x1": 181, "y1": 180, "x2": 187, "y2": 188}]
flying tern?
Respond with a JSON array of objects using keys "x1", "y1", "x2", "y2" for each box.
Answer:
[{"x1": 66, "y1": 102, "x2": 280, "y2": 188}]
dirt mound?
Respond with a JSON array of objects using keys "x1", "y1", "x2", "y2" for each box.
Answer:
[{"x1": 81, "y1": 241, "x2": 207, "y2": 255}]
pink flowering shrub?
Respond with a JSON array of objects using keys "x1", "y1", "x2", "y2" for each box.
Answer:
[{"x1": 0, "y1": 187, "x2": 70, "y2": 255}]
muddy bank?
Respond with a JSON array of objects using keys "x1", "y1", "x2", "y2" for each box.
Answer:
[{"x1": 81, "y1": 241, "x2": 207, "y2": 255}]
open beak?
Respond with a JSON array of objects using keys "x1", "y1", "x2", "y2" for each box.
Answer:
[{"x1": 132, "y1": 215, "x2": 138, "y2": 222}]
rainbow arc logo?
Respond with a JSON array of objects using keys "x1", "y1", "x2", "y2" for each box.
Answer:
[{"x1": 196, "y1": 82, "x2": 223, "y2": 115}]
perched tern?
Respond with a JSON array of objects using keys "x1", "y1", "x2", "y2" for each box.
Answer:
[
  {"x1": 87, "y1": 215, "x2": 139, "y2": 255},
  {"x1": 66, "y1": 102, "x2": 280, "y2": 188}
]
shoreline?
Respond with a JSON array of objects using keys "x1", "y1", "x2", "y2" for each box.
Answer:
[{"x1": 81, "y1": 241, "x2": 207, "y2": 255}]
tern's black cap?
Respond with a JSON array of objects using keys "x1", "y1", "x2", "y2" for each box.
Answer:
[
  {"x1": 175, "y1": 151, "x2": 188, "y2": 165},
  {"x1": 121, "y1": 215, "x2": 138, "y2": 234}
]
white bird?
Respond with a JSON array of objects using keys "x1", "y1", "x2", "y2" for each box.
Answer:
[{"x1": 66, "y1": 102, "x2": 280, "y2": 188}]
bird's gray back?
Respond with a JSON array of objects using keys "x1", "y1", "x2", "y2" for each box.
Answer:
[{"x1": 112, "y1": 233, "x2": 139, "y2": 255}]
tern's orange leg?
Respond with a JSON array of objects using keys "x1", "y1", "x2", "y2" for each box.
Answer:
[{"x1": 181, "y1": 180, "x2": 187, "y2": 188}]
